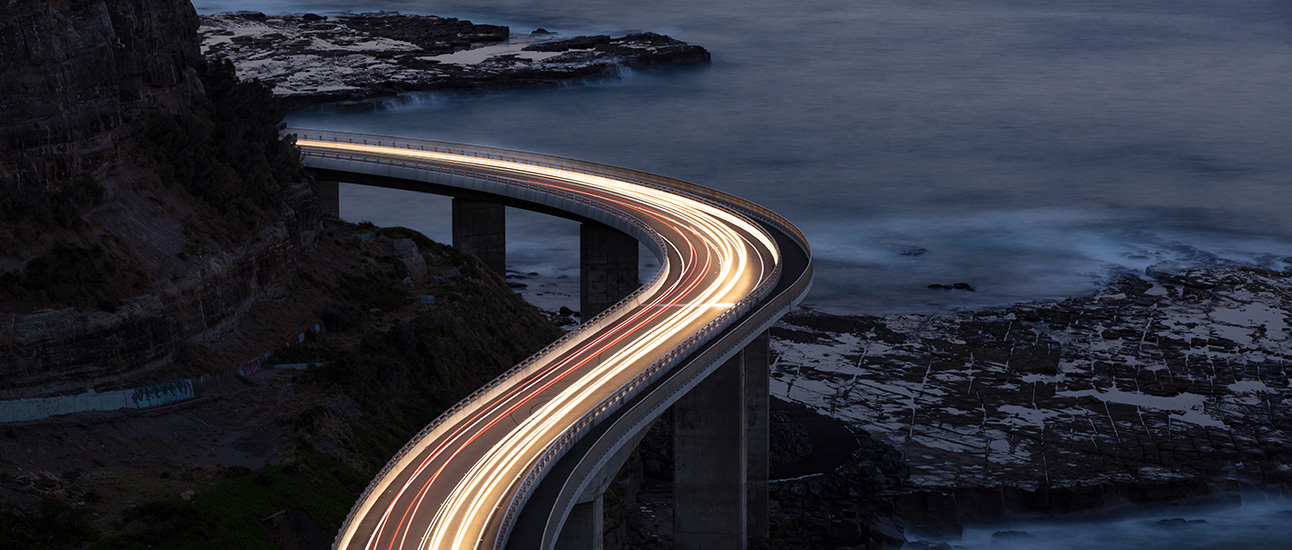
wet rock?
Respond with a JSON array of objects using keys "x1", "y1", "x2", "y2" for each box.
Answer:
[
  {"x1": 990, "y1": 530, "x2": 1033, "y2": 541},
  {"x1": 902, "y1": 542, "x2": 952, "y2": 550},
  {"x1": 928, "y1": 283, "x2": 975, "y2": 291}
]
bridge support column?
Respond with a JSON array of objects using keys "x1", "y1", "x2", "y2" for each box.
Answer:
[
  {"x1": 580, "y1": 222, "x2": 638, "y2": 319},
  {"x1": 555, "y1": 495, "x2": 603, "y2": 550},
  {"x1": 452, "y1": 198, "x2": 506, "y2": 276},
  {"x1": 745, "y1": 330, "x2": 770, "y2": 540},
  {"x1": 673, "y1": 353, "x2": 746, "y2": 550},
  {"x1": 311, "y1": 179, "x2": 340, "y2": 218}
]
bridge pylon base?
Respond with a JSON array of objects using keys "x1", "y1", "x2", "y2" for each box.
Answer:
[
  {"x1": 452, "y1": 198, "x2": 506, "y2": 276},
  {"x1": 673, "y1": 350, "x2": 748, "y2": 550},
  {"x1": 580, "y1": 222, "x2": 639, "y2": 319}
]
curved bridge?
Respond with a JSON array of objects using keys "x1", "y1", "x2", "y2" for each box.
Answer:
[{"x1": 291, "y1": 129, "x2": 813, "y2": 550}]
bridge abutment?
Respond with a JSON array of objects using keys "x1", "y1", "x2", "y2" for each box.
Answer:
[
  {"x1": 580, "y1": 223, "x2": 639, "y2": 319},
  {"x1": 452, "y1": 198, "x2": 506, "y2": 276}
]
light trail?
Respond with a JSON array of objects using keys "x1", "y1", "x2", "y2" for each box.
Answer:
[{"x1": 295, "y1": 137, "x2": 783, "y2": 550}]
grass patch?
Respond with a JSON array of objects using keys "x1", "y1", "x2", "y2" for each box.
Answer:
[{"x1": 89, "y1": 452, "x2": 362, "y2": 550}]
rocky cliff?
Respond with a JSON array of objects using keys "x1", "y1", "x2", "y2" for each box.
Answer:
[
  {"x1": 0, "y1": 0, "x2": 201, "y2": 190},
  {"x1": 0, "y1": 0, "x2": 321, "y2": 396}
]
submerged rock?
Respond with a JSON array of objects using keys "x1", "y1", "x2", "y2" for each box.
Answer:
[{"x1": 1155, "y1": 518, "x2": 1207, "y2": 527}]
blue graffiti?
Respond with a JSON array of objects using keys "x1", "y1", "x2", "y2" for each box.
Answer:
[{"x1": 130, "y1": 379, "x2": 195, "y2": 409}]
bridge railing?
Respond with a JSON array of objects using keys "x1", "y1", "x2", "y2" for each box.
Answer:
[
  {"x1": 289, "y1": 129, "x2": 812, "y2": 550},
  {"x1": 289, "y1": 129, "x2": 812, "y2": 258}
]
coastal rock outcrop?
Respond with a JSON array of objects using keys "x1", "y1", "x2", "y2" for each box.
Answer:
[{"x1": 199, "y1": 12, "x2": 711, "y2": 107}]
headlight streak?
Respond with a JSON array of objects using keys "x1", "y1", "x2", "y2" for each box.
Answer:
[
  {"x1": 374, "y1": 188, "x2": 705, "y2": 550},
  {"x1": 297, "y1": 139, "x2": 780, "y2": 550}
]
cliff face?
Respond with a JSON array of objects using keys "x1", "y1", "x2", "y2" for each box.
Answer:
[
  {"x1": 0, "y1": 0, "x2": 322, "y2": 395},
  {"x1": 0, "y1": 0, "x2": 202, "y2": 188}
]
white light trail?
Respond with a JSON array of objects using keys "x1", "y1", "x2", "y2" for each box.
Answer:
[{"x1": 297, "y1": 138, "x2": 781, "y2": 550}]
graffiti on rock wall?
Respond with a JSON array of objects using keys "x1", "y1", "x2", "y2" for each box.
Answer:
[
  {"x1": 238, "y1": 357, "x2": 262, "y2": 377},
  {"x1": 130, "y1": 379, "x2": 195, "y2": 409}
]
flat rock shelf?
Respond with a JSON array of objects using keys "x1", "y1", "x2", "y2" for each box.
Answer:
[
  {"x1": 199, "y1": 12, "x2": 711, "y2": 108},
  {"x1": 770, "y1": 266, "x2": 1292, "y2": 531}
]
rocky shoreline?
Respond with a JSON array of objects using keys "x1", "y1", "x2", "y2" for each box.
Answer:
[
  {"x1": 604, "y1": 265, "x2": 1292, "y2": 549},
  {"x1": 199, "y1": 12, "x2": 711, "y2": 108},
  {"x1": 756, "y1": 265, "x2": 1292, "y2": 546}
]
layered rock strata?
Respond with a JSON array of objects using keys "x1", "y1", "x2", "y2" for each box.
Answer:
[{"x1": 0, "y1": 0, "x2": 201, "y2": 188}]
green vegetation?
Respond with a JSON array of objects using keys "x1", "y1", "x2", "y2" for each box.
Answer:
[
  {"x1": 376, "y1": 226, "x2": 441, "y2": 252},
  {"x1": 137, "y1": 58, "x2": 306, "y2": 245},
  {"x1": 1, "y1": 57, "x2": 307, "y2": 312},
  {"x1": 0, "y1": 176, "x2": 104, "y2": 236},
  {"x1": 0, "y1": 500, "x2": 98, "y2": 550},
  {"x1": 89, "y1": 452, "x2": 362, "y2": 550},
  {"x1": 0, "y1": 243, "x2": 147, "y2": 311},
  {"x1": 337, "y1": 274, "x2": 412, "y2": 312},
  {"x1": 292, "y1": 243, "x2": 563, "y2": 464}
]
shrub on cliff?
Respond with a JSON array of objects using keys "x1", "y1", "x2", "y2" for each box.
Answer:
[
  {"x1": 137, "y1": 58, "x2": 306, "y2": 245},
  {"x1": 0, "y1": 243, "x2": 146, "y2": 311}
]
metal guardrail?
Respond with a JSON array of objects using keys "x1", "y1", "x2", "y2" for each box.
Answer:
[
  {"x1": 290, "y1": 129, "x2": 812, "y2": 550},
  {"x1": 290, "y1": 129, "x2": 812, "y2": 256}
]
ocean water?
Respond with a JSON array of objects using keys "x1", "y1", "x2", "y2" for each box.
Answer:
[
  {"x1": 196, "y1": 0, "x2": 1292, "y2": 315},
  {"x1": 927, "y1": 495, "x2": 1292, "y2": 550}
]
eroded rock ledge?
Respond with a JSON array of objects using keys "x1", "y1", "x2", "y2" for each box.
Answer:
[{"x1": 199, "y1": 12, "x2": 711, "y2": 108}]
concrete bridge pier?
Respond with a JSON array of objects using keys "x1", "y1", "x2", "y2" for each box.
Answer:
[
  {"x1": 452, "y1": 198, "x2": 506, "y2": 276},
  {"x1": 311, "y1": 179, "x2": 340, "y2": 218},
  {"x1": 580, "y1": 222, "x2": 638, "y2": 319},
  {"x1": 555, "y1": 496, "x2": 604, "y2": 550},
  {"x1": 672, "y1": 330, "x2": 771, "y2": 549},
  {"x1": 744, "y1": 331, "x2": 770, "y2": 540}
]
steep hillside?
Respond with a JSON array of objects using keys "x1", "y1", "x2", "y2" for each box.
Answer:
[{"x1": 0, "y1": 0, "x2": 320, "y2": 394}]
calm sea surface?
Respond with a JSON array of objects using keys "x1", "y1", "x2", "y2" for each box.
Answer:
[
  {"x1": 198, "y1": 0, "x2": 1292, "y2": 543},
  {"x1": 201, "y1": 0, "x2": 1291, "y2": 315}
]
